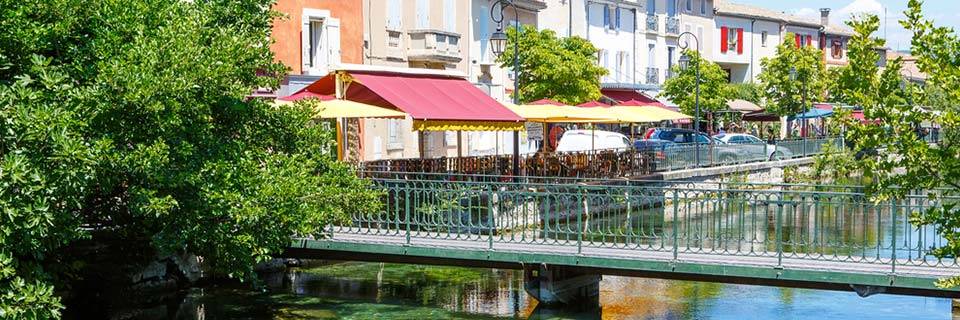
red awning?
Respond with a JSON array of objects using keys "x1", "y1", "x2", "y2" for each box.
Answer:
[
  {"x1": 577, "y1": 100, "x2": 609, "y2": 107},
  {"x1": 296, "y1": 72, "x2": 522, "y2": 122},
  {"x1": 600, "y1": 89, "x2": 666, "y2": 107},
  {"x1": 814, "y1": 103, "x2": 833, "y2": 110}
]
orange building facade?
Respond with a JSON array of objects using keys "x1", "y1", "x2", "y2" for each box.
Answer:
[{"x1": 271, "y1": 0, "x2": 364, "y2": 76}]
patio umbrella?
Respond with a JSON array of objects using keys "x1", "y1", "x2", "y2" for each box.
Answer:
[
  {"x1": 727, "y1": 99, "x2": 762, "y2": 113},
  {"x1": 279, "y1": 91, "x2": 333, "y2": 101},
  {"x1": 577, "y1": 100, "x2": 610, "y2": 107},
  {"x1": 274, "y1": 99, "x2": 407, "y2": 119}
]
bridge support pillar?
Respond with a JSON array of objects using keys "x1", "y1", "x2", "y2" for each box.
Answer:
[
  {"x1": 952, "y1": 299, "x2": 960, "y2": 319},
  {"x1": 523, "y1": 264, "x2": 600, "y2": 307}
]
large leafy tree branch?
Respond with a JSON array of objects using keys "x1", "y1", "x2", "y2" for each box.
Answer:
[
  {"x1": 497, "y1": 26, "x2": 607, "y2": 104},
  {"x1": 0, "y1": 0, "x2": 381, "y2": 317}
]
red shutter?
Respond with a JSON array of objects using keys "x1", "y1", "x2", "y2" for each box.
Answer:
[
  {"x1": 794, "y1": 34, "x2": 801, "y2": 48},
  {"x1": 736, "y1": 28, "x2": 744, "y2": 54},
  {"x1": 806, "y1": 35, "x2": 812, "y2": 47},
  {"x1": 720, "y1": 26, "x2": 728, "y2": 53}
]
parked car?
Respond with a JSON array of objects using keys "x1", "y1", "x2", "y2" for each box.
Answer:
[
  {"x1": 713, "y1": 133, "x2": 790, "y2": 161},
  {"x1": 555, "y1": 130, "x2": 632, "y2": 153},
  {"x1": 634, "y1": 128, "x2": 712, "y2": 151}
]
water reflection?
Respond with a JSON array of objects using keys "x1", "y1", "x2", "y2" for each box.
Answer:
[{"x1": 168, "y1": 261, "x2": 950, "y2": 319}]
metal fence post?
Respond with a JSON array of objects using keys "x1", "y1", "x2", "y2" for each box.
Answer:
[
  {"x1": 405, "y1": 186, "x2": 412, "y2": 245},
  {"x1": 488, "y1": 187, "x2": 495, "y2": 250},
  {"x1": 891, "y1": 198, "x2": 898, "y2": 274},
  {"x1": 672, "y1": 190, "x2": 679, "y2": 261},
  {"x1": 578, "y1": 187, "x2": 585, "y2": 255},
  {"x1": 776, "y1": 201, "x2": 784, "y2": 268}
]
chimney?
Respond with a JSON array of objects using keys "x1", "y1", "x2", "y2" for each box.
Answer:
[{"x1": 820, "y1": 8, "x2": 831, "y2": 26}]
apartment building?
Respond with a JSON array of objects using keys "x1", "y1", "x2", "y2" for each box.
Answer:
[
  {"x1": 713, "y1": 1, "x2": 851, "y2": 83},
  {"x1": 270, "y1": 0, "x2": 363, "y2": 96}
]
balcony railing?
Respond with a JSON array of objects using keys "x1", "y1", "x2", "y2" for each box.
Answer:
[
  {"x1": 665, "y1": 16, "x2": 680, "y2": 35},
  {"x1": 646, "y1": 67, "x2": 660, "y2": 85},
  {"x1": 407, "y1": 29, "x2": 462, "y2": 63},
  {"x1": 646, "y1": 14, "x2": 659, "y2": 32}
]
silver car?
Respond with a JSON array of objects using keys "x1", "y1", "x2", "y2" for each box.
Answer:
[{"x1": 713, "y1": 133, "x2": 788, "y2": 161}]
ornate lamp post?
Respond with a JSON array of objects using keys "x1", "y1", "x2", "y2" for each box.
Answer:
[
  {"x1": 678, "y1": 32, "x2": 701, "y2": 167},
  {"x1": 490, "y1": 0, "x2": 521, "y2": 178}
]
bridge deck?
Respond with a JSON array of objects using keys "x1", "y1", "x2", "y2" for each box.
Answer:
[{"x1": 289, "y1": 228, "x2": 960, "y2": 298}]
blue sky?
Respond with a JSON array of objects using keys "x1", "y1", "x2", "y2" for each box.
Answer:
[{"x1": 731, "y1": 0, "x2": 960, "y2": 52}]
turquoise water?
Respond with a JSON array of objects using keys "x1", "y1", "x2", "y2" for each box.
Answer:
[{"x1": 166, "y1": 261, "x2": 951, "y2": 319}]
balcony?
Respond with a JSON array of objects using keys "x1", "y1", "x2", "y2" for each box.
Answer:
[
  {"x1": 646, "y1": 14, "x2": 659, "y2": 32},
  {"x1": 666, "y1": 16, "x2": 680, "y2": 35},
  {"x1": 407, "y1": 29, "x2": 462, "y2": 64},
  {"x1": 646, "y1": 67, "x2": 660, "y2": 85}
]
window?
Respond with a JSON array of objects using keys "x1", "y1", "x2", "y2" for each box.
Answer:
[
  {"x1": 647, "y1": 43, "x2": 656, "y2": 68},
  {"x1": 720, "y1": 26, "x2": 742, "y2": 54},
  {"x1": 301, "y1": 9, "x2": 340, "y2": 75},
  {"x1": 667, "y1": 0, "x2": 676, "y2": 16},
  {"x1": 615, "y1": 7, "x2": 621, "y2": 30},
  {"x1": 416, "y1": 0, "x2": 429, "y2": 28},
  {"x1": 832, "y1": 39, "x2": 844, "y2": 59},
  {"x1": 387, "y1": 119, "x2": 403, "y2": 150},
  {"x1": 479, "y1": 4, "x2": 490, "y2": 62},
  {"x1": 728, "y1": 27, "x2": 738, "y2": 52},
  {"x1": 603, "y1": 4, "x2": 610, "y2": 28},
  {"x1": 667, "y1": 46, "x2": 675, "y2": 72},
  {"x1": 761, "y1": 31, "x2": 768, "y2": 47},
  {"x1": 700, "y1": 0, "x2": 706, "y2": 15},
  {"x1": 444, "y1": 0, "x2": 456, "y2": 32},
  {"x1": 387, "y1": 0, "x2": 402, "y2": 30},
  {"x1": 647, "y1": 0, "x2": 655, "y2": 14},
  {"x1": 685, "y1": 0, "x2": 692, "y2": 12}
]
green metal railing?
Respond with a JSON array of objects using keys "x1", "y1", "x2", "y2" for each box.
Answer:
[{"x1": 334, "y1": 178, "x2": 957, "y2": 272}]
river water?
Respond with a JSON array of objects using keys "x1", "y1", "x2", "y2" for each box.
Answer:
[{"x1": 159, "y1": 261, "x2": 950, "y2": 319}]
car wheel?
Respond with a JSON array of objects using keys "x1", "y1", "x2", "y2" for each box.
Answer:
[{"x1": 769, "y1": 152, "x2": 784, "y2": 161}]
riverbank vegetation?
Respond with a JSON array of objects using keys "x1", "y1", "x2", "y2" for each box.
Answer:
[{"x1": 0, "y1": 0, "x2": 380, "y2": 317}]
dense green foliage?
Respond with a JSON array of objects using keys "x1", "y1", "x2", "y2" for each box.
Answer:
[
  {"x1": 820, "y1": 3, "x2": 960, "y2": 287},
  {"x1": 0, "y1": 0, "x2": 379, "y2": 317},
  {"x1": 727, "y1": 83, "x2": 763, "y2": 105},
  {"x1": 758, "y1": 34, "x2": 828, "y2": 117},
  {"x1": 497, "y1": 27, "x2": 607, "y2": 104},
  {"x1": 661, "y1": 50, "x2": 732, "y2": 130}
]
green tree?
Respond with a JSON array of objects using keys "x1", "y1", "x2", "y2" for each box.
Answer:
[
  {"x1": 498, "y1": 26, "x2": 607, "y2": 104},
  {"x1": 758, "y1": 34, "x2": 828, "y2": 117},
  {"x1": 661, "y1": 50, "x2": 732, "y2": 131},
  {"x1": 727, "y1": 82, "x2": 763, "y2": 105},
  {"x1": 0, "y1": 0, "x2": 380, "y2": 316},
  {"x1": 822, "y1": 6, "x2": 960, "y2": 286}
]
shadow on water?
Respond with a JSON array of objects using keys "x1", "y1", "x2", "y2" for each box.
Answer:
[{"x1": 154, "y1": 260, "x2": 952, "y2": 320}]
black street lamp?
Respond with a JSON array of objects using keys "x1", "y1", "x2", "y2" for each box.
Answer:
[
  {"x1": 490, "y1": 0, "x2": 521, "y2": 179},
  {"x1": 678, "y1": 31, "x2": 701, "y2": 167}
]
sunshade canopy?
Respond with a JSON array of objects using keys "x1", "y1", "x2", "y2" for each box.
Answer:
[
  {"x1": 600, "y1": 88, "x2": 667, "y2": 107},
  {"x1": 789, "y1": 108, "x2": 833, "y2": 120},
  {"x1": 274, "y1": 99, "x2": 407, "y2": 119},
  {"x1": 505, "y1": 102, "x2": 618, "y2": 123},
  {"x1": 615, "y1": 99, "x2": 662, "y2": 107},
  {"x1": 577, "y1": 100, "x2": 609, "y2": 107},
  {"x1": 727, "y1": 99, "x2": 762, "y2": 113},
  {"x1": 742, "y1": 110, "x2": 780, "y2": 122},
  {"x1": 295, "y1": 70, "x2": 523, "y2": 130}
]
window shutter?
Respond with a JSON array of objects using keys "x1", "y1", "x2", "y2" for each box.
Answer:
[
  {"x1": 720, "y1": 26, "x2": 728, "y2": 53},
  {"x1": 616, "y1": 7, "x2": 621, "y2": 29},
  {"x1": 387, "y1": 0, "x2": 402, "y2": 30},
  {"x1": 736, "y1": 28, "x2": 744, "y2": 54},
  {"x1": 806, "y1": 35, "x2": 812, "y2": 47},
  {"x1": 795, "y1": 34, "x2": 801, "y2": 48},
  {"x1": 603, "y1": 5, "x2": 609, "y2": 27},
  {"x1": 326, "y1": 18, "x2": 341, "y2": 68}
]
